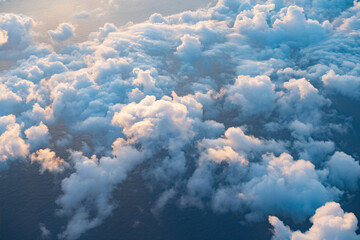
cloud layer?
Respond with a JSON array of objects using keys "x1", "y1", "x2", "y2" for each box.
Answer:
[{"x1": 1, "y1": 0, "x2": 360, "y2": 239}]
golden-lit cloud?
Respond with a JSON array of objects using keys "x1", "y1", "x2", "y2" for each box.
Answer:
[{"x1": 0, "y1": 29, "x2": 8, "y2": 46}]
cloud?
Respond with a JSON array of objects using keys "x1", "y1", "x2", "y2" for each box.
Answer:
[
  {"x1": 0, "y1": 28, "x2": 8, "y2": 46},
  {"x1": 322, "y1": 70, "x2": 360, "y2": 99},
  {"x1": 57, "y1": 139, "x2": 144, "y2": 239},
  {"x1": 0, "y1": 0, "x2": 359, "y2": 238},
  {"x1": 277, "y1": 78, "x2": 329, "y2": 126},
  {"x1": 184, "y1": 127, "x2": 286, "y2": 211},
  {"x1": 30, "y1": 148, "x2": 68, "y2": 174},
  {"x1": 0, "y1": 83, "x2": 23, "y2": 115},
  {"x1": 112, "y1": 93, "x2": 224, "y2": 183},
  {"x1": 270, "y1": 202, "x2": 360, "y2": 240},
  {"x1": 175, "y1": 34, "x2": 202, "y2": 62},
  {"x1": 39, "y1": 223, "x2": 51, "y2": 239},
  {"x1": 224, "y1": 75, "x2": 276, "y2": 117},
  {"x1": 241, "y1": 153, "x2": 340, "y2": 221},
  {"x1": 326, "y1": 151, "x2": 360, "y2": 191},
  {"x1": 0, "y1": 115, "x2": 29, "y2": 169},
  {"x1": 49, "y1": 23, "x2": 75, "y2": 42},
  {"x1": 0, "y1": 13, "x2": 48, "y2": 61},
  {"x1": 72, "y1": 11, "x2": 90, "y2": 20},
  {"x1": 24, "y1": 121, "x2": 51, "y2": 150},
  {"x1": 234, "y1": 5, "x2": 332, "y2": 48}
]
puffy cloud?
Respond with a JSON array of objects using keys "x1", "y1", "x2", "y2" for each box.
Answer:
[
  {"x1": 0, "y1": 83, "x2": 23, "y2": 115},
  {"x1": 0, "y1": 13, "x2": 48, "y2": 60},
  {"x1": 277, "y1": 78, "x2": 329, "y2": 126},
  {"x1": 326, "y1": 151, "x2": 360, "y2": 191},
  {"x1": 201, "y1": 127, "x2": 286, "y2": 158},
  {"x1": 270, "y1": 202, "x2": 360, "y2": 240},
  {"x1": 112, "y1": 93, "x2": 224, "y2": 182},
  {"x1": 294, "y1": 138, "x2": 335, "y2": 164},
  {"x1": 241, "y1": 153, "x2": 340, "y2": 221},
  {"x1": 224, "y1": 75, "x2": 276, "y2": 117},
  {"x1": 0, "y1": 0, "x2": 359, "y2": 238},
  {"x1": 24, "y1": 121, "x2": 51, "y2": 150},
  {"x1": 49, "y1": 23, "x2": 75, "y2": 42},
  {"x1": 322, "y1": 70, "x2": 360, "y2": 99},
  {"x1": 0, "y1": 13, "x2": 33, "y2": 50},
  {"x1": 175, "y1": 34, "x2": 202, "y2": 62},
  {"x1": 30, "y1": 148, "x2": 68, "y2": 174},
  {"x1": 0, "y1": 115, "x2": 29, "y2": 168},
  {"x1": 57, "y1": 139, "x2": 144, "y2": 239},
  {"x1": 234, "y1": 5, "x2": 332, "y2": 47},
  {"x1": 184, "y1": 126, "x2": 286, "y2": 210},
  {"x1": 185, "y1": 148, "x2": 340, "y2": 222}
]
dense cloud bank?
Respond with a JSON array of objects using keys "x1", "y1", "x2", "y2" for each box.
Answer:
[{"x1": 1, "y1": 0, "x2": 360, "y2": 239}]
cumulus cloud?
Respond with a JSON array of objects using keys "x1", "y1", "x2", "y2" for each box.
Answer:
[
  {"x1": 0, "y1": 0, "x2": 359, "y2": 238},
  {"x1": 326, "y1": 151, "x2": 360, "y2": 191},
  {"x1": 277, "y1": 78, "x2": 329, "y2": 125},
  {"x1": 0, "y1": 115, "x2": 29, "y2": 169},
  {"x1": 24, "y1": 121, "x2": 51, "y2": 150},
  {"x1": 270, "y1": 202, "x2": 360, "y2": 240},
  {"x1": 175, "y1": 34, "x2": 202, "y2": 62},
  {"x1": 49, "y1": 23, "x2": 75, "y2": 42},
  {"x1": 0, "y1": 13, "x2": 48, "y2": 60},
  {"x1": 224, "y1": 75, "x2": 276, "y2": 117},
  {"x1": 241, "y1": 153, "x2": 340, "y2": 221},
  {"x1": 322, "y1": 70, "x2": 360, "y2": 99},
  {"x1": 57, "y1": 139, "x2": 144, "y2": 239},
  {"x1": 112, "y1": 93, "x2": 224, "y2": 183},
  {"x1": 30, "y1": 148, "x2": 68, "y2": 174},
  {"x1": 0, "y1": 83, "x2": 23, "y2": 115},
  {"x1": 234, "y1": 4, "x2": 332, "y2": 47}
]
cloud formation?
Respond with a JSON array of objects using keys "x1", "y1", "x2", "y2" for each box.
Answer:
[
  {"x1": 49, "y1": 23, "x2": 75, "y2": 42},
  {"x1": 30, "y1": 148, "x2": 68, "y2": 173},
  {"x1": 270, "y1": 202, "x2": 360, "y2": 240},
  {"x1": 0, "y1": 0, "x2": 360, "y2": 239}
]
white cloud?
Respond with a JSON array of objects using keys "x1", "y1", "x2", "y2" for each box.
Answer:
[
  {"x1": 270, "y1": 202, "x2": 360, "y2": 240},
  {"x1": 277, "y1": 78, "x2": 329, "y2": 126},
  {"x1": 112, "y1": 93, "x2": 224, "y2": 182},
  {"x1": 0, "y1": 0, "x2": 359, "y2": 238},
  {"x1": 241, "y1": 153, "x2": 340, "y2": 221},
  {"x1": 30, "y1": 148, "x2": 68, "y2": 174},
  {"x1": 57, "y1": 139, "x2": 144, "y2": 239},
  {"x1": 175, "y1": 34, "x2": 202, "y2": 62},
  {"x1": 322, "y1": 70, "x2": 360, "y2": 99},
  {"x1": 224, "y1": 75, "x2": 276, "y2": 117},
  {"x1": 0, "y1": 13, "x2": 48, "y2": 60},
  {"x1": 234, "y1": 5, "x2": 332, "y2": 48},
  {"x1": 25, "y1": 121, "x2": 51, "y2": 150},
  {"x1": 326, "y1": 151, "x2": 360, "y2": 191},
  {"x1": 0, "y1": 115, "x2": 29, "y2": 168},
  {"x1": 49, "y1": 23, "x2": 75, "y2": 42}
]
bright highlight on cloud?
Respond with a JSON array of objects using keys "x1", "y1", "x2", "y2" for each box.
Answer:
[
  {"x1": 0, "y1": 29, "x2": 8, "y2": 46},
  {"x1": 1, "y1": 0, "x2": 360, "y2": 239}
]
